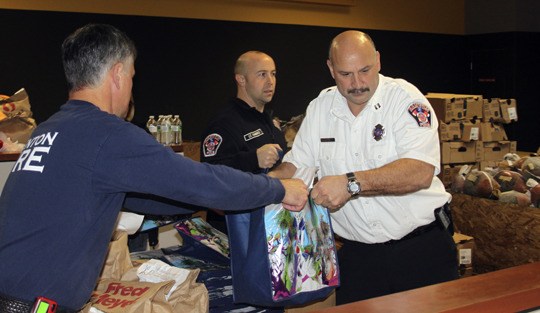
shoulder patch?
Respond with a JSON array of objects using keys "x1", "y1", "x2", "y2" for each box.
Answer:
[
  {"x1": 407, "y1": 103, "x2": 432, "y2": 127},
  {"x1": 203, "y1": 133, "x2": 223, "y2": 157}
]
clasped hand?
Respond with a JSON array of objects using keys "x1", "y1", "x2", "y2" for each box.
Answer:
[
  {"x1": 257, "y1": 144, "x2": 282, "y2": 169},
  {"x1": 280, "y1": 178, "x2": 308, "y2": 212},
  {"x1": 310, "y1": 175, "x2": 351, "y2": 211}
]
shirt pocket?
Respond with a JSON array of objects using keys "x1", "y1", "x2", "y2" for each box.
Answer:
[
  {"x1": 363, "y1": 141, "x2": 398, "y2": 169},
  {"x1": 318, "y1": 142, "x2": 347, "y2": 177}
]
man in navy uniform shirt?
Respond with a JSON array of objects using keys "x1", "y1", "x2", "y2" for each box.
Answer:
[{"x1": 201, "y1": 51, "x2": 287, "y2": 232}]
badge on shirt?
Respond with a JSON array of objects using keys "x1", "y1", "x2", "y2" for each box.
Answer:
[
  {"x1": 372, "y1": 124, "x2": 385, "y2": 141},
  {"x1": 244, "y1": 128, "x2": 264, "y2": 141},
  {"x1": 407, "y1": 103, "x2": 432, "y2": 127},
  {"x1": 203, "y1": 133, "x2": 222, "y2": 157}
]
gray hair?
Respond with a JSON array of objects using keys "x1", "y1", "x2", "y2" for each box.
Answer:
[{"x1": 62, "y1": 24, "x2": 137, "y2": 91}]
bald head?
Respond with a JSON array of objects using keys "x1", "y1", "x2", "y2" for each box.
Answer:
[
  {"x1": 326, "y1": 30, "x2": 381, "y2": 114},
  {"x1": 328, "y1": 30, "x2": 376, "y2": 63},
  {"x1": 235, "y1": 51, "x2": 273, "y2": 75},
  {"x1": 234, "y1": 51, "x2": 276, "y2": 111}
]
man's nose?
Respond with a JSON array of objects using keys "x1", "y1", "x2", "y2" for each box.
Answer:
[{"x1": 351, "y1": 73, "x2": 361, "y2": 88}]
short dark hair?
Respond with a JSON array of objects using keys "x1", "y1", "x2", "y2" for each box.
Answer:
[{"x1": 62, "y1": 24, "x2": 137, "y2": 91}]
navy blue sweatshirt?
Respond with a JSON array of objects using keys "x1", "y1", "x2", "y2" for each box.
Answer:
[{"x1": 0, "y1": 100, "x2": 285, "y2": 310}]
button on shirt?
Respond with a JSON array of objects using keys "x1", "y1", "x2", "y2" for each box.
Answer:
[{"x1": 283, "y1": 74, "x2": 451, "y2": 243}]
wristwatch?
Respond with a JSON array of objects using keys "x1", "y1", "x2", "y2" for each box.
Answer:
[{"x1": 346, "y1": 172, "x2": 361, "y2": 196}]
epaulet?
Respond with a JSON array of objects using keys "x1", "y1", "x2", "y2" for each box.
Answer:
[{"x1": 318, "y1": 86, "x2": 335, "y2": 97}]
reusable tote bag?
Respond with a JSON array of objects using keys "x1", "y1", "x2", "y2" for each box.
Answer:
[{"x1": 226, "y1": 167, "x2": 339, "y2": 307}]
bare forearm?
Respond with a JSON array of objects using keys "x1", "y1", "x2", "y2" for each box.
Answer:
[
  {"x1": 357, "y1": 158, "x2": 435, "y2": 196},
  {"x1": 268, "y1": 161, "x2": 297, "y2": 179}
]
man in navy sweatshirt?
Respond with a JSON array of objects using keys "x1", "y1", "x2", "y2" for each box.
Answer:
[{"x1": 0, "y1": 23, "x2": 308, "y2": 312}]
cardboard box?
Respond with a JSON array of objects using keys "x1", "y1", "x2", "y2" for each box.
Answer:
[
  {"x1": 460, "y1": 120, "x2": 481, "y2": 141},
  {"x1": 427, "y1": 93, "x2": 483, "y2": 122},
  {"x1": 482, "y1": 98, "x2": 503, "y2": 122},
  {"x1": 453, "y1": 233, "x2": 475, "y2": 277},
  {"x1": 439, "y1": 121, "x2": 462, "y2": 141},
  {"x1": 452, "y1": 94, "x2": 483, "y2": 120},
  {"x1": 480, "y1": 141, "x2": 517, "y2": 161},
  {"x1": 479, "y1": 122, "x2": 508, "y2": 142},
  {"x1": 438, "y1": 120, "x2": 481, "y2": 142},
  {"x1": 498, "y1": 98, "x2": 518, "y2": 123},
  {"x1": 441, "y1": 141, "x2": 482, "y2": 164},
  {"x1": 440, "y1": 163, "x2": 477, "y2": 188},
  {"x1": 478, "y1": 159, "x2": 501, "y2": 171},
  {"x1": 427, "y1": 94, "x2": 466, "y2": 123}
]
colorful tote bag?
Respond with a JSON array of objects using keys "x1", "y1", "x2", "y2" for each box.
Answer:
[{"x1": 226, "y1": 167, "x2": 339, "y2": 307}]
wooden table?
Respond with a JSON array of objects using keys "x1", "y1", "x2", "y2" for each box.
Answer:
[{"x1": 311, "y1": 262, "x2": 540, "y2": 313}]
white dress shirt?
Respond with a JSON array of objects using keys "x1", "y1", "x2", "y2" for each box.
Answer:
[{"x1": 284, "y1": 74, "x2": 451, "y2": 243}]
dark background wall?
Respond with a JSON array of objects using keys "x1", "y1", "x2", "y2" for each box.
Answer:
[
  {"x1": 467, "y1": 32, "x2": 540, "y2": 152},
  {"x1": 1, "y1": 8, "x2": 538, "y2": 151}
]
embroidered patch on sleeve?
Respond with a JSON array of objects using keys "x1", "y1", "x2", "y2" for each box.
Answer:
[
  {"x1": 407, "y1": 103, "x2": 432, "y2": 127},
  {"x1": 203, "y1": 133, "x2": 223, "y2": 157}
]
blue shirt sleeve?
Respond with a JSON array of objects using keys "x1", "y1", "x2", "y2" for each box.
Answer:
[{"x1": 93, "y1": 122, "x2": 285, "y2": 212}]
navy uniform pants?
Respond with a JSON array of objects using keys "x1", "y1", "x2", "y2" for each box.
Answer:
[{"x1": 336, "y1": 222, "x2": 459, "y2": 305}]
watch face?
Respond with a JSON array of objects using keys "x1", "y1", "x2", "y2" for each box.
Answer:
[{"x1": 348, "y1": 181, "x2": 360, "y2": 194}]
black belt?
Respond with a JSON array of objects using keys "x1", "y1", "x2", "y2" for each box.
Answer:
[
  {"x1": 383, "y1": 220, "x2": 439, "y2": 245},
  {"x1": 0, "y1": 293, "x2": 77, "y2": 313}
]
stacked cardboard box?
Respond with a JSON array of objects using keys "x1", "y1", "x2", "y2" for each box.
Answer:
[
  {"x1": 453, "y1": 233, "x2": 475, "y2": 277},
  {"x1": 426, "y1": 93, "x2": 518, "y2": 187}
]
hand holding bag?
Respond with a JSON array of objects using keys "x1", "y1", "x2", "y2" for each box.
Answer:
[{"x1": 226, "y1": 167, "x2": 339, "y2": 307}]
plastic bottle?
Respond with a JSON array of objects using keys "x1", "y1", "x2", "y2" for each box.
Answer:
[
  {"x1": 156, "y1": 115, "x2": 164, "y2": 144},
  {"x1": 146, "y1": 115, "x2": 158, "y2": 141},
  {"x1": 171, "y1": 115, "x2": 183, "y2": 145},
  {"x1": 161, "y1": 115, "x2": 172, "y2": 145},
  {"x1": 167, "y1": 115, "x2": 175, "y2": 145}
]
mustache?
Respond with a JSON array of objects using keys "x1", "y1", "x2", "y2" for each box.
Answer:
[{"x1": 347, "y1": 87, "x2": 370, "y2": 94}]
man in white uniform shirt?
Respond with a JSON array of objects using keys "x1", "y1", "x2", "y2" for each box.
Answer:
[{"x1": 270, "y1": 30, "x2": 458, "y2": 304}]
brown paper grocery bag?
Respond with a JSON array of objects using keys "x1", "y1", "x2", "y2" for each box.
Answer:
[
  {"x1": 0, "y1": 88, "x2": 32, "y2": 119},
  {"x1": 0, "y1": 116, "x2": 36, "y2": 144},
  {"x1": 167, "y1": 268, "x2": 209, "y2": 313},
  {"x1": 90, "y1": 279, "x2": 175, "y2": 313},
  {"x1": 122, "y1": 264, "x2": 209, "y2": 313},
  {"x1": 0, "y1": 88, "x2": 36, "y2": 144},
  {"x1": 99, "y1": 231, "x2": 133, "y2": 280}
]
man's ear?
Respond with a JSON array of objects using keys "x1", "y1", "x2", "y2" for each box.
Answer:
[
  {"x1": 326, "y1": 59, "x2": 335, "y2": 79},
  {"x1": 235, "y1": 74, "x2": 245, "y2": 86},
  {"x1": 376, "y1": 51, "x2": 381, "y2": 73},
  {"x1": 111, "y1": 62, "x2": 124, "y2": 89}
]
